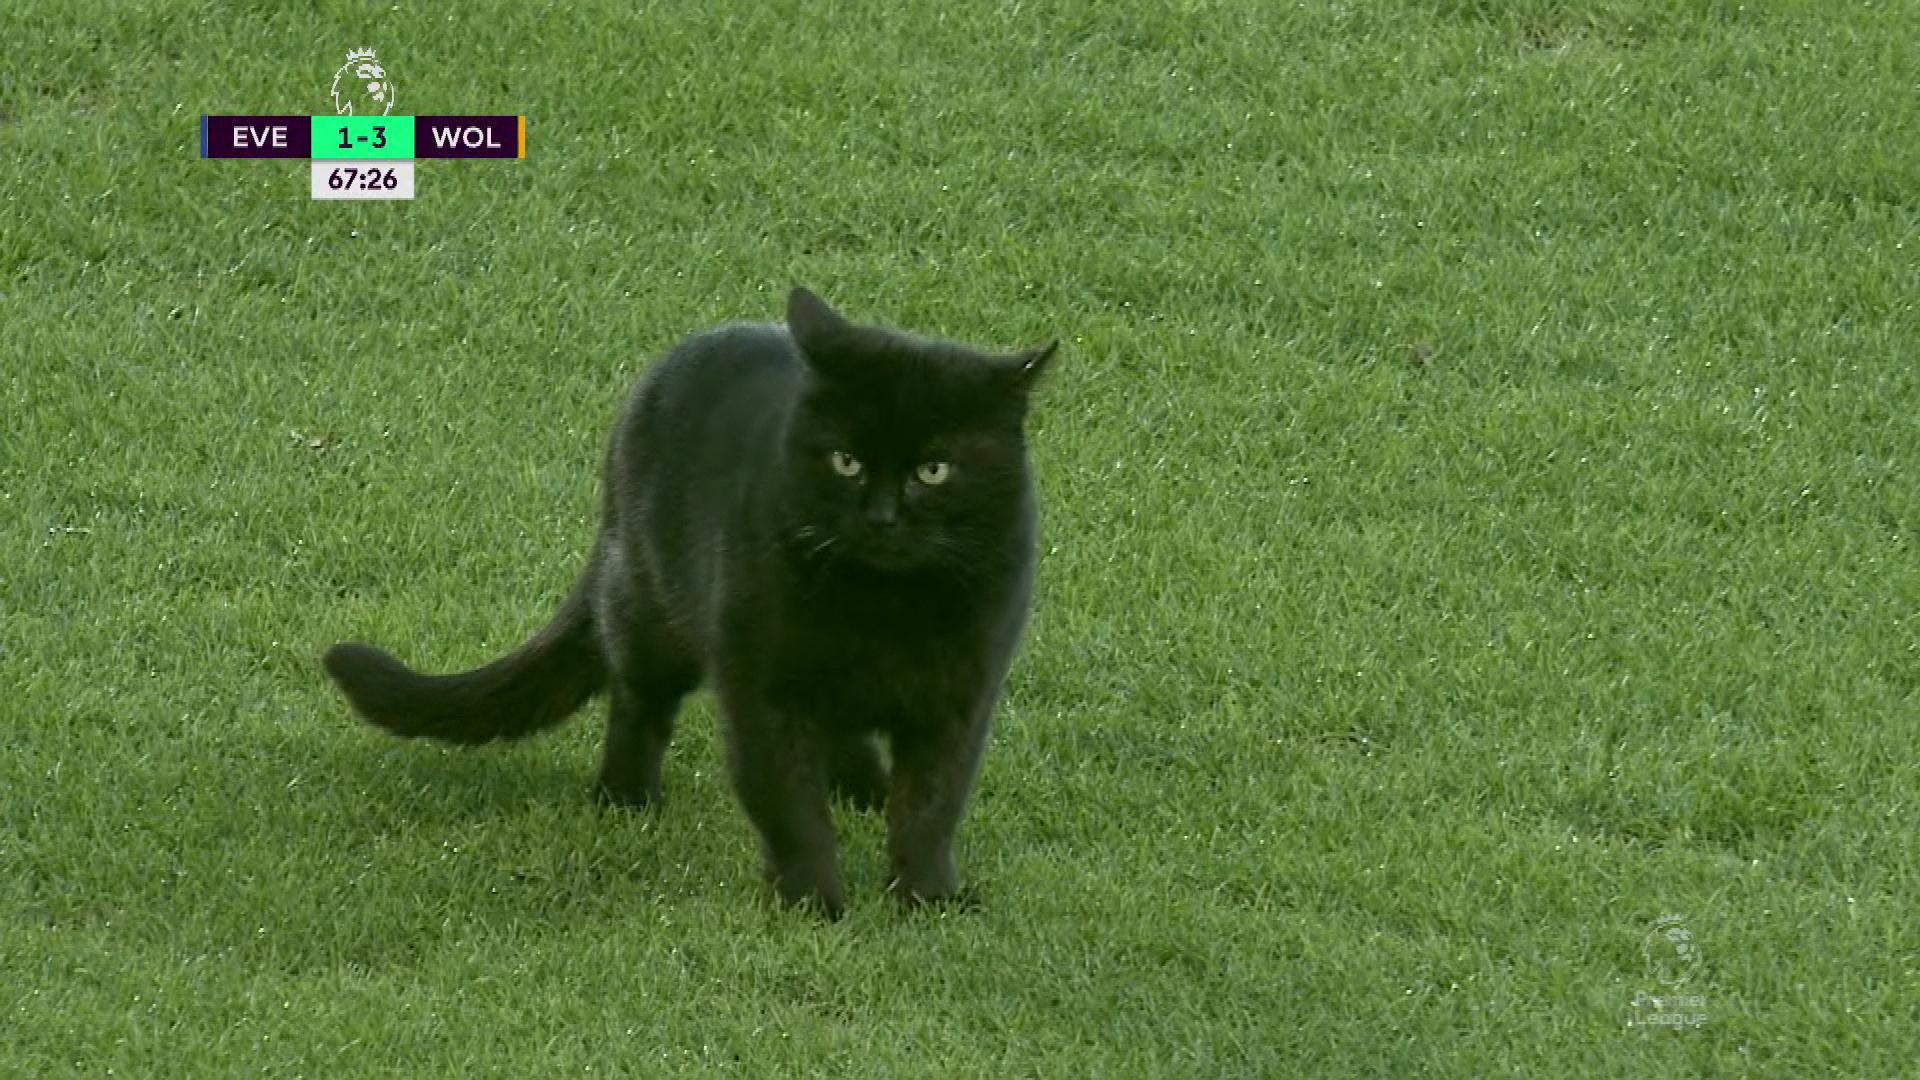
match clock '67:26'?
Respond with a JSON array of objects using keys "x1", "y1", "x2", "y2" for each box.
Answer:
[{"x1": 310, "y1": 160, "x2": 416, "y2": 200}]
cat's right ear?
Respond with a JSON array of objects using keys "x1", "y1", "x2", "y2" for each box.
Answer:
[
  {"x1": 1017, "y1": 340, "x2": 1058, "y2": 386},
  {"x1": 787, "y1": 287, "x2": 849, "y2": 356},
  {"x1": 992, "y1": 339, "x2": 1058, "y2": 399}
]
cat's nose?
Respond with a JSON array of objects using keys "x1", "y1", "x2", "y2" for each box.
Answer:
[{"x1": 863, "y1": 491, "x2": 900, "y2": 528}]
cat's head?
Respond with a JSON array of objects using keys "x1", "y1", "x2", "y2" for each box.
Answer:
[{"x1": 778, "y1": 287, "x2": 1056, "y2": 578}]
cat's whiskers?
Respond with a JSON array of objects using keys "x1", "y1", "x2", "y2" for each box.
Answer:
[
  {"x1": 790, "y1": 524, "x2": 841, "y2": 564},
  {"x1": 924, "y1": 532, "x2": 992, "y2": 583}
]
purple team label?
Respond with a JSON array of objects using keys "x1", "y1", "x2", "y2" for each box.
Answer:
[
  {"x1": 415, "y1": 115, "x2": 524, "y2": 159},
  {"x1": 202, "y1": 115, "x2": 311, "y2": 158}
]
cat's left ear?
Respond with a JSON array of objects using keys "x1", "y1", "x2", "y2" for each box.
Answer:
[
  {"x1": 787, "y1": 287, "x2": 850, "y2": 357},
  {"x1": 1002, "y1": 340, "x2": 1058, "y2": 395}
]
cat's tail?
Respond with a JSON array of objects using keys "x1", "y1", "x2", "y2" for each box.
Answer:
[{"x1": 322, "y1": 565, "x2": 607, "y2": 745}]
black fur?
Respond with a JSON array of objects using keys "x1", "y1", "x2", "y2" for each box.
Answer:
[{"x1": 324, "y1": 288, "x2": 1055, "y2": 917}]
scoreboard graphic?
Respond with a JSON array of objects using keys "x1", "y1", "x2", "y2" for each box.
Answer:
[{"x1": 201, "y1": 49, "x2": 524, "y2": 200}]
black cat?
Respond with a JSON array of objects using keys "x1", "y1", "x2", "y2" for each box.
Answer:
[{"x1": 323, "y1": 288, "x2": 1055, "y2": 918}]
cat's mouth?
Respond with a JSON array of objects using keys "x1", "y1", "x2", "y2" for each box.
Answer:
[
  {"x1": 789, "y1": 522, "x2": 950, "y2": 576},
  {"x1": 851, "y1": 538, "x2": 923, "y2": 572},
  {"x1": 842, "y1": 527, "x2": 943, "y2": 574}
]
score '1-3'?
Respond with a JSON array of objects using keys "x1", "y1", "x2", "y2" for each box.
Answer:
[{"x1": 340, "y1": 125, "x2": 388, "y2": 151}]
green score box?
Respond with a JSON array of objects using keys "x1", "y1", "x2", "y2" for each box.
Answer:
[{"x1": 312, "y1": 116, "x2": 414, "y2": 160}]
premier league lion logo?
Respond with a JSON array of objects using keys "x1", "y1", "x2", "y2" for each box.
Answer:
[
  {"x1": 330, "y1": 48, "x2": 395, "y2": 116},
  {"x1": 1642, "y1": 914, "x2": 1702, "y2": 987}
]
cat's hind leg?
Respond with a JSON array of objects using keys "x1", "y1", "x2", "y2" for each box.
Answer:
[
  {"x1": 592, "y1": 543, "x2": 698, "y2": 810},
  {"x1": 827, "y1": 731, "x2": 889, "y2": 811}
]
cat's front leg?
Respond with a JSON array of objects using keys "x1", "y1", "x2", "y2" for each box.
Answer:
[
  {"x1": 719, "y1": 693, "x2": 845, "y2": 918},
  {"x1": 885, "y1": 704, "x2": 992, "y2": 907}
]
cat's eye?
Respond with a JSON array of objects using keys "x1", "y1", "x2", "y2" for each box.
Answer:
[
  {"x1": 915, "y1": 461, "x2": 951, "y2": 486},
  {"x1": 829, "y1": 451, "x2": 864, "y2": 478}
]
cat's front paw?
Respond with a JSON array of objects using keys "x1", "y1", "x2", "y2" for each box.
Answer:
[
  {"x1": 592, "y1": 775, "x2": 662, "y2": 812},
  {"x1": 886, "y1": 852, "x2": 977, "y2": 911},
  {"x1": 887, "y1": 878, "x2": 983, "y2": 914},
  {"x1": 763, "y1": 862, "x2": 847, "y2": 921}
]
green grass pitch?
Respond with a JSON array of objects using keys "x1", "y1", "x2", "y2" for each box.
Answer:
[{"x1": 3, "y1": 0, "x2": 1916, "y2": 1073}]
